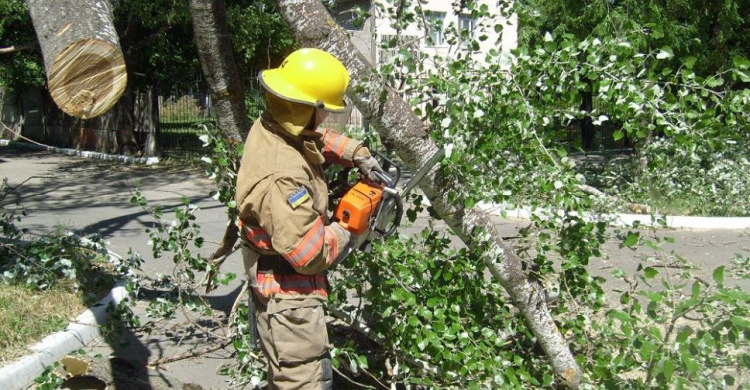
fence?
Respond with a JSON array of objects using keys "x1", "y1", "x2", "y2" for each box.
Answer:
[{"x1": 157, "y1": 88, "x2": 214, "y2": 157}]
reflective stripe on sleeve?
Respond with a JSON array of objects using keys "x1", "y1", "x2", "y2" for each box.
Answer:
[
  {"x1": 318, "y1": 128, "x2": 351, "y2": 165},
  {"x1": 327, "y1": 132, "x2": 348, "y2": 157},
  {"x1": 245, "y1": 227, "x2": 272, "y2": 250},
  {"x1": 282, "y1": 217, "x2": 324, "y2": 267}
]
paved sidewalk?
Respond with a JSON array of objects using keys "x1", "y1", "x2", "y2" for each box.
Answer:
[{"x1": 1, "y1": 146, "x2": 748, "y2": 389}]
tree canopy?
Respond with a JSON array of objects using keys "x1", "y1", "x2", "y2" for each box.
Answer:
[
  {"x1": 517, "y1": 0, "x2": 750, "y2": 76},
  {"x1": 0, "y1": 0, "x2": 295, "y2": 91}
]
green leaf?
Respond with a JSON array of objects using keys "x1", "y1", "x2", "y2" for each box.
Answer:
[
  {"x1": 623, "y1": 232, "x2": 640, "y2": 248},
  {"x1": 643, "y1": 267, "x2": 658, "y2": 279},
  {"x1": 662, "y1": 358, "x2": 674, "y2": 381},
  {"x1": 684, "y1": 56, "x2": 697, "y2": 69},
  {"x1": 733, "y1": 56, "x2": 750, "y2": 70},
  {"x1": 676, "y1": 326, "x2": 693, "y2": 343},
  {"x1": 609, "y1": 310, "x2": 634, "y2": 323},
  {"x1": 357, "y1": 354, "x2": 369, "y2": 369},
  {"x1": 683, "y1": 355, "x2": 699, "y2": 374},
  {"x1": 691, "y1": 281, "x2": 701, "y2": 299},
  {"x1": 651, "y1": 25, "x2": 664, "y2": 39},
  {"x1": 706, "y1": 76, "x2": 724, "y2": 87},
  {"x1": 730, "y1": 316, "x2": 750, "y2": 329},
  {"x1": 613, "y1": 130, "x2": 624, "y2": 141},
  {"x1": 656, "y1": 47, "x2": 673, "y2": 59},
  {"x1": 713, "y1": 266, "x2": 725, "y2": 285}
]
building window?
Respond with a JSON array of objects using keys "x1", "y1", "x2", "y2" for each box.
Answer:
[
  {"x1": 458, "y1": 14, "x2": 477, "y2": 47},
  {"x1": 426, "y1": 11, "x2": 446, "y2": 47}
]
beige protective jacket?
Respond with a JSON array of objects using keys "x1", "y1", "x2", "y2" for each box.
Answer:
[{"x1": 236, "y1": 112, "x2": 361, "y2": 297}]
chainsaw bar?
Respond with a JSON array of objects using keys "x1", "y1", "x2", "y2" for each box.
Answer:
[{"x1": 399, "y1": 148, "x2": 445, "y2": 197}]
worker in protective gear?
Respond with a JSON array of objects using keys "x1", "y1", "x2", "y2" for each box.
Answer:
[{"x1": 235, "y1": 48, "x2": 384, "y2": 389}]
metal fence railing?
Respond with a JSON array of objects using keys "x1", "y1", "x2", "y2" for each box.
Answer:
[{"x1": 157, "y1": 88, "x2": 214, "y2": 157}]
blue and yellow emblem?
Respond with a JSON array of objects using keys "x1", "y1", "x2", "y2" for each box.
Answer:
[{"x1": 287, "y1": 186, "x2": 310, "y2": 209}]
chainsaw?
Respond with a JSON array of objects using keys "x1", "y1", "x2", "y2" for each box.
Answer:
[{"x1": 332, "y1": 148, "x2": 444, "y2": 262}]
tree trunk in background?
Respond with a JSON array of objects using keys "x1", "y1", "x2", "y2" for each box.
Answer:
[
  {"x1": 274, "y1": 0, "x2": 582, "y2": 387},
  {"x1": 73, "y1": 89, "x2": 139, "y2": 154},
  {"x1": 25, "y1": 0, "x2": 127, "y2": 119},
  {"x1": 189, "y1": 0, "x2": 249, "y2": 143},
  {"x1": 135, "y1": 88, "x2": 159, "y2": 157},
  {"x1": 189, "y1": 0, "x2": 247, "y2": 268}
]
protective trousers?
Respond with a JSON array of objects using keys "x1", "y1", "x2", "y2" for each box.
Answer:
[{"x1": 243, "y1": 246, "x2": 333, "y2": 390}]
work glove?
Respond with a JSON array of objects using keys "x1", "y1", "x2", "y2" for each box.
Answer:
[
  {"x1": 329, "y1": 221, "x2": 353, "y2": 266},
  {"x1": 353, "y1": 146, "x2": 385, "y2": 182}
]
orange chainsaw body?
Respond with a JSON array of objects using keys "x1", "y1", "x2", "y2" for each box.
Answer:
[{"x1": 334, "y1": 181, "x2": 383, "y2": 235}]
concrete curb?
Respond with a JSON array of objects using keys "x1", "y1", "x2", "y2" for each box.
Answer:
[
  {"x1": 477, "y1": 202, "x2": 750, "y2": 230},
  {"x1": 0, "y1": 285, "x2": 130, "y2": 390},
  {"x1": 0, "y1": 139, "x2": 160, "y2": 165}
]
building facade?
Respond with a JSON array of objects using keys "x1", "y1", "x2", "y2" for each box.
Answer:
[{"x1": 334, "y1": 0, "x2": 517, "y2": 68}]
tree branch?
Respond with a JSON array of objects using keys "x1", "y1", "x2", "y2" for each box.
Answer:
[{"x1": 0, "y1": 41, "x2": 38, "y2": 54}]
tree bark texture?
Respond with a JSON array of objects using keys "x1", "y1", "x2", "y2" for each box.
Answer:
[
  {"x1": 274, "y1": 1, "x2": 582, "y2": 387},
  {"x1": 25, "y1": 0, "x2": 127, "y2": 119},
  {"x1": 189, "y1": 0, "x2": 247, "y2": 288},
  {"x1": 189, "y1": 0, "x2": 250, "y2": 143},
  {"x1": 134, "y1": 88, "x2": 159, "y2": 157}
]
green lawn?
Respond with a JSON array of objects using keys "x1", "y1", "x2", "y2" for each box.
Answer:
[{"x1": 0, "y1": 282, "x2": 88, "y2": 363}]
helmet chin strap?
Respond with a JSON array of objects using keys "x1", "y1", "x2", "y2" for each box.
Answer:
[{"x1": 305, "y1": 109, "x2": 318, "y2": 131}]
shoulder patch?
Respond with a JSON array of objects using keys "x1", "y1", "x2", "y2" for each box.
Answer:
[{"x1": 287, "y1": 186, "x2": 310, "y2": 209}]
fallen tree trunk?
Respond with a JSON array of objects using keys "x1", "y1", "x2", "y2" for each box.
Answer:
[
  {"x1": 274, "y1": 1, "x2": 582, "y2": 387},
  {"x1": 25, "y1": 0, "x2": 127, "y2": 119}
]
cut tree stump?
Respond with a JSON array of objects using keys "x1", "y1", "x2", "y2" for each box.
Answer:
[
  {"x1": 57, "y1": 356, "x2": 204, "y2": 390},
  {"x1": 26, "y1": 0, "x2": 127, "y2": 119}
]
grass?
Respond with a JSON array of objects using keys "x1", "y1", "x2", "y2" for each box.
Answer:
[{"x1": 0, "y1": 281, "x2": 89, "y2": 363}]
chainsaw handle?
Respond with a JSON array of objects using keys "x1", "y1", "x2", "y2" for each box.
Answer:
[
  {"x1": 373, "y1": 151, "x2": 400, "y2": 185},
  {"x1": 375, "y1": 192, "x2": 403, "y2": 238},
  {"x1": 387, "y1": 193, "x2": 403, "y2": 237}
]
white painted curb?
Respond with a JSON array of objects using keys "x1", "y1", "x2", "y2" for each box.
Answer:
[
  {"x1": 0, "y1": 285, "x2": 130, "y2": 390},
  {"x1": 1, "y1": 140, "x2": 159, "y2": 165},
  {"x1": 477, "y1": 202, "x2": 750, "y2": 230}
]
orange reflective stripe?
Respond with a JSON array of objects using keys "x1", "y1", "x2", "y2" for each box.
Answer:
[
  {"x1": 282, "y1": 217, "x2": 324, "y2": 267},
  {"x1": 318, "y1": 128, "x2": 351, "y2": 166},
  {"x1": 246, "y1": 227, "x2": 272, "y2": 250},
  {"x1": 324, "y1": 226, "x2": 339, "y2": 265},
  {"x1": 328, "y1": 132, "x2": 348, "y2": 156},
  {"x1": 238, "y1": 219, "x2": 273, "y2": 250},
  {"x1": 254, "y1": 273, "x2": 327, "y2": 297}
]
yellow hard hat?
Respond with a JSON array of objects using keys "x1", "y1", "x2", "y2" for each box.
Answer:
[{"x1": 259, "y1": 48, "x2": 350, "y2": 113}]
